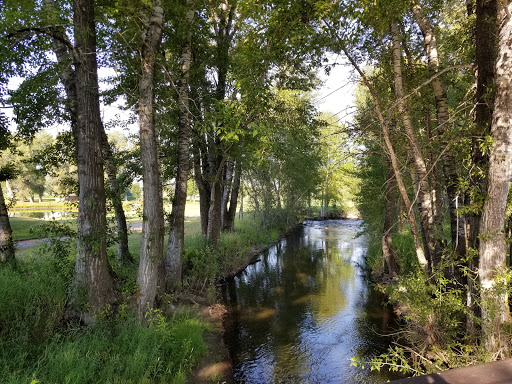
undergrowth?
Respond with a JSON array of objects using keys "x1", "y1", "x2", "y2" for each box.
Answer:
[
  {"x1": 0, "y1": 261, "x2": 208, "y2": 383},
  {"x1": 183, "y1": 211, "x2": 292, "y2": 295},
  {"x1": 3, "y1": 209, "x2": 294, "y2": 383},
  {"x1": 358, "y1": 228, "x2": 512, "y2": 376}
]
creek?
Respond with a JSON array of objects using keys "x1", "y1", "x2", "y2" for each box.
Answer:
[{"x1": 222, "y1": 219, "x2": 404, "y2": 383}]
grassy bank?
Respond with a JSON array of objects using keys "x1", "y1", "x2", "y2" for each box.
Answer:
[
  {"x1": 1, "y1": 267, "x2": 208, "y2": 383},
  {"x1": 3, "y1": 208, "x2": 298, "y2": 383}
]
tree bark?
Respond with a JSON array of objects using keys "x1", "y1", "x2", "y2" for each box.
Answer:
[
  {"x1": 136, "y1": 1, "x2": 165, "y2": 315},
  {"x1": 73, "y1": 0, "x2": 114, "y2": 322},
  {"x1": 391, "y1": 22, "x2": 438, "y2": 270},
  {"x1": 165, "y1": 2, "x2": 194, "y2": 287},
  {"x1": 221, "y1": 158, "x2": 234, "y2": 228},
  {"x1": 206, "y1": 155, "x2": 224, "y2": 246},
  {"x1": 468, "y1": 0, "x2": 499, "y2": 250},
  {"x1": 0, "y1": 183, "x2": 14, "y2": 264},
  {"x1": 382, "y1": 161, "x2": 399, "y2": 276},
  {"x1": 192, "y1": 138, "x2": 210, "y2": 236},
  {"x1": 102, "y1": 135, "x2": 131, "y2": 263},
  {"x1": 45, "y1": 0, "x2": 131, "y2": 264},
  {"x1": 412, "y1": 3, "x2": 466, "y2": 256},
  {"x1": 223, "y1": 159, "x2": 241, "y2": 231},
  {"x1": 478, "y1": 4, "x2": 512, "y2": 357}
]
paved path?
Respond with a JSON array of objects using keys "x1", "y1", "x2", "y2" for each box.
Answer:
[{"x1": 390, "y1": 358, "x2": 512, "y2": 384}]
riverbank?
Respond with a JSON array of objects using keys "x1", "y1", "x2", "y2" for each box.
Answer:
[{"x1": 4, "y1": 212, "x2": 317, "y2": 383}]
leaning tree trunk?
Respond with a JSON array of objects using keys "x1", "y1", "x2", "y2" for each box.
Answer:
[
  {"x1": 192, "y1": 139, "x2": 210, "y2": 236},
  {"x1": 0, "y1": 183, "x2": 14, "y2": 264},
  {"x1": 102, "y1": 135, "x2": 131, "y2": 263},
  {"x1": 136, "y1": 1, "x2": 165, "y2": 315},
  {"x1": 206, "y1": 152, "x2": 224, "y2": 247},
  {"x1": 478, "y1": 4, "x2": 512, "y2": 358},
  {"x1": 73, "y1": 0, "x2": 114, "y2": 322},
  {"x1": 391, "y1": 23, "x2": 438, "y2": 270},
  {"x1": 412, "y1": 3, "x2": 466, "y2": 256},
  {"x1": 165, "y1": 2, "x2": 194, "y2": 287},
  {"x1": 339, "y1": 43, "x2": 429, "y2": 271}
]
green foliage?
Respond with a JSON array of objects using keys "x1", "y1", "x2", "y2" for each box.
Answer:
[
  {"x1": 183, "y1": 211, "x2": 292, "y2": 293},
  {"x1": 0, "y1": 250, "x2": 207, "y2": 384}
]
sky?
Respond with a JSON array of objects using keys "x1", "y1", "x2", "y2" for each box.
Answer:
[{"x1": 313, "y1": 54, "x2": 357, "y2": 125}]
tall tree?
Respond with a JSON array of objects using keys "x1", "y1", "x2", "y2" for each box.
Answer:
[
  {"x1": 469, "y1": 0, "x2": 499, "y2": 250},
  {"x1": 478, "y1": 1, "x2": 512, "y2": 358},
  {"x1": 412, "y1": 2, "x2": 465, "y2": 257},
  {"x1": 136, "y1": 0, "x2": 165, "y2": 314},
  {"x1": 390, "y1": 22, "x2": 438, "y2": 270},
  {"x1": 73, "y1": 0, "x2": 114, "y2": 321},
  {"x1": 165, "y1": 0, "x2": 195, "y2": 287},
  {"x1": 333, "y1": 33, "x2": 429, "y2": 270}
]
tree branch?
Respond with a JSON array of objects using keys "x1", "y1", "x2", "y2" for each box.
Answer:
[{"x1": 7, "y1": 27, "x2": 74, "y2": 52}]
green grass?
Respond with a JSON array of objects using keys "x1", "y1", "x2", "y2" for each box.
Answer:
[
  {"x1": 0, "y1": 259, "x2": 208, "y2": 384},
  {"x1": 10, "y1": 217, "x2": 76, "y2": 241},
  {"x1": 5, "y1": 207, "x2": 292, "y2": 383}
]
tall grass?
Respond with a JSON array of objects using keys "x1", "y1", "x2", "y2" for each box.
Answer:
[
  {"x1": 0, "y1": 261, "x2": 207, "y2": 383},
  {"x1": 4, "y1": 209, "x2": 293, "y2": 383}
]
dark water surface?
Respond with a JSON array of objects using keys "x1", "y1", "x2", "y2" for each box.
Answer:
[{"x1": 222, "y1": 219, "x2": 403, "y2": 384}]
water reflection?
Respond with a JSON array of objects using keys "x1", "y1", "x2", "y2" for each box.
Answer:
[{"x1": 223, "y1": 219, "x2": 403, "y2": 383}]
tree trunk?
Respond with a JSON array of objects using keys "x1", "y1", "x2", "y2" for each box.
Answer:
[
  {"x1": 205, "y1": 0, "x2": 237, "y2": 245},
  {"x1": 339, "y1": 44, "x2": 429, "y2": 271},
  {"x1": 165, "y1": 2, "x2": 194, "y2": 287},
  {"x1": 412, "y1": 3, "x2": 466, "y2": 256},
  {"x1": 247, "y1": 181, "x2": 260, "y2": 211},
  {"x1": 192, "y1": 139, "x2": 210, "y2": 236},
  {"x1": 221, "y1": 159, "x2": 234, "y2": 228},
  {"x1": 223, "y1": 159, "x2": 241, "y2": 231},
  {"x1": 468, "y1": 0, "x2": 499, "y2": 250},
  {"x1": 391, "y1": 23, "x2": 438, "y2": 270},
  {"x1": 102, "y1": 135, "x2": 131, "y2": 263},
  {"x1": 207, "y1": 162, "x2": 223, "y2": 246},
  {"x1": 478, "y1": 5, "x2": 512, "y2": 357},
  {"x1": 136, "y1": 1, "x2": 165, "y2": 315},
  {"x1": 382, "y1": 161, "x2": 399, "y2": 276},
  {"x1": 73, "y1": 0, "x2": 114, "y2": 322},
  {"x1": 45, "y1": 0, "x2": 131, "y2": 264},
  {"x1": 0, "y1": 183, "x2": 14, "y2": 264}
]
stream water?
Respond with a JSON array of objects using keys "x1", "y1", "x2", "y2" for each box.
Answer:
[{"x1": 222, "y1": 219, "x2": 404, "y2": 383}]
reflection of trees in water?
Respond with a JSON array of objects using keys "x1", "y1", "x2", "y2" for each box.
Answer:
[{"x1": 224, "y1": 221, "x2": 399, "y2": 383}]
